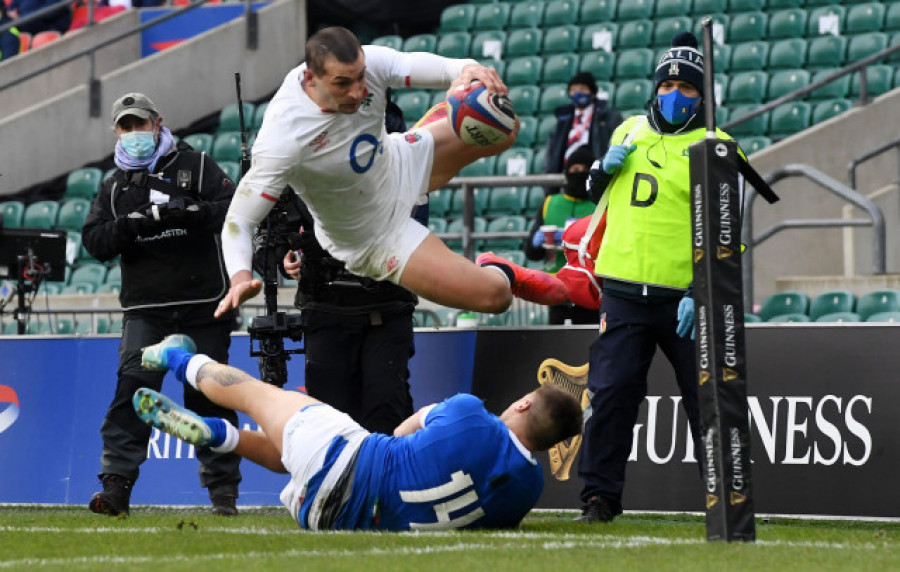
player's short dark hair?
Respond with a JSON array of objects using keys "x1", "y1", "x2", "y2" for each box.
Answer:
[
  {"x1": 305, "y1": 26, "x2": 363, "y2": 77},
  {"x1": 526, "y1": 385, "x2": 582, "y2": 451}
]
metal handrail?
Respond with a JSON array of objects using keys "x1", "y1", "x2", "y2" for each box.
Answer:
[
  {"x1": 847, "y1": 137, "x2": 900, "y2": 191},
  {"x1": 741, "y1": 164, "x2": 886, "y2": 308}
]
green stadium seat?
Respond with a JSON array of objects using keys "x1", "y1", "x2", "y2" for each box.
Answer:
[
  {"x1": 865, "y1": 311, "x2": 900, "y2": 323},
  {"x1": 371, "y1": 35, "x2": 403, "y2": 50},
  {"x1": 543, "y1": 0, "x2": 579, "y2": 26},
  {"x1": 514, "y1": 116, "x2": 539, "y2": 149},
  {"x1": 509, "y1": 85, "x2": 542, "y2": 116},
  {"x1": 768, "y1": 38, "x2": 807, "y2": 70},
  {"x1": 542, "y1": 53, "x2": 580, "y2": 85},
  {"x1": 434, "y1": 308, "x2": 460, "y2": 327},
  {"x1": 217, "y1": 102, "x2": 255, "y2": 134},
  {"x1": 581, "y1": 0, "x2": 615, "y2": 24},
  {"x1": 509, "y1": 1, "x2": 545, "y2": 29},
  {"x1": 715, "y1": 103, "x2": 730, "y2": 124},
  {"x1": 618, "y1": 20, "x2": 654, "y2": 49},
  {"x1": 445, "y1": 216, "x2": 487, "y2": 251},
  {"x1": 412, "y1": 309, "x2": 442, "y2": 328},
  {"x1": 850, "y1": 64, "x2": 894, "y2": 99},
  {"x1": 403, "y1": 34, "x2": 437, "y2": 53},
  {"x1": 815, "y1": 312, "x2": 860, "y2": 323},
  {"x1": 471, "y1": 31, "x2": 507, "y2": 60},
  {"x1": 505, "y1": 56, "x2": 543, "y2": 86},
  {"x1": 728, "y1": 11, "x2": 767, "y2": 43},
  {"x1": 847, "y1": 33, "x2": 888, "y2": 64},
  {"x1": 105, "y1": 264, "x2": 121, "y2": 285},
  {"x1": 692, "y1": 0, "x2": 727, "y2": 16},
  {"x1": 767, "y1": 313, "x2": 811, "y2": 323},
  {"x1": 809, "y1": 70, "x2": 850, "y2": 101},
  {"x1": 615, "y1": 48, "x2": 655, "y2": 80},
  {"x1": 542, "y1": 25, "x2": 579, "y2": 55},
  {"x1": 807, "y1": 35, "x2": 847, "y2": 70},
  {"x1": 458, "y1": 157, "x2": 497, "y2": 179},
  {"x1": 768, "y1": 8, "x2": 808, "y2": 39},
  {"x1": 886, "y1": 3, "x2": 900, "y2": 31},
  {"x1": 811, "y1": 98, "x2": 853, "y2": 124},
  {"x1": 69, "y1": 262, "x2": 107, "y2": 288},
  {"x1": 728, "y1": 0, "x2": 763, "y2": 11},
  {"x1": 183, "y1": 133, "x2": 214, "y2": 154},
  {"x1": 806, "y1": 5, "x2": 846, "y2": 37},
  {"x1": 769, "y1": 102, "x2": 811, "y2": 139},
  {"x1": 396, "y1": 91, "x2": 433, "y2": 124},
  {"x1": 738, "y1": 136, "x2": 772, "y2": 154},
  {"x1": 495, "y1": 250, "x2": 527, "y2": 267},
  {"x1": 856, "y1": 289, "x2": 900, "y2": 321},
  {"x1": 427, "y1": 217, "x2": 448, "y2": 234},
  {"x1": 438, "y1": 4, "x2": 475, "y2": 32},
  {"x1": 478, "y1": 58, "x2": 506, "y2": 81},
  {"x1": 219, "y1": 161, "x2": 242, "y2": 184},
  {"x1": 427, "y1": 189, "x2": 452, "y2": 218},
  {"x1": 537, "y1": 116, "x2": 557, "y2": 147},
  {"x1": 22, "y1": 200, "x2": 59, "y2": 230},
  {"x1": 483, "y1": 215, "x2": 528, "y2": 251},
  {"x1": 0, "y1": 201, "x2": 25, "y2": 228},
  {"x1": 495, "y1": 148, "x2": 536, "y2": 176},
  {"x1": 727, "y1": 71, "x2": 768, "y2": 104},
  {"x1": 809, "y1": 290, "x2": 856, "y2": 321},
  {"x1": 524, "y1": 186, "x2": 546, "y2": 212},
  {"x1": 580, "y1": 22, "x2": 618, "y2": 52},
  {"x1": 64, "y1": 167, "x2": 103, "y2": 200},
  {"x1": 484, "y1": 187, "x2": 526, "y2": 217},
  {"x1": 56, "y1": 199, "x2": 91, "y2": 232},
  {"x1": 211, "y1": 132, "x2": 244, "y2": 163},
  {"x1": 768, "y1": 0, "x2": 803, "y2": 8},
  {"x1": 693, "y1": 13, "x2": 729, "y2": 45},
  {"x1": 769, "y1": 69, "x2": 811, "y2": 100},
  {"x1": 727, "y1": 104, "x2": 769, "y2": 137},
  {"x1": 656, "y1": 0, "x2": 690, "y2": 18},
  {"x1": 506, "y1": 28, "x2": 544, "y2": 58},
  {"x1": 744, "y1": 313, "x2": 762, "y2": 322},
  {"x1": 436, "y1": 32, "x2": 471, "y2": 59},
  {"x1": 539, "y1": 83, "x2": 570, "y2": 115},
  {"x1": 758, "y1": 291, "x2": 810, "y2": 321},
  {"x1": 653, "y1": 17, "x2": 693, "y2": 49},
  {"x1": 730, "y1": 41, "x2": 769, "y2": 72},
  {"x1": 614, "y1": 79, "x2": 653, "y2": 110},
  {"x1": 579, "y1": 50, "x2": 616, "y2": 81},
  {"x1": 251, "y1": 102, "x2": 268, "y2": 132},
  {"x1": 474, "y1": 3, "x2": 511, "y2": 32},
  {"x1": 109, "y1": 317, "x2": 123, "y2": 334},
  {"x1": 711, "y1": 43, "x2": 732, "y2": 74},
  {"x1": 617, "y1": 0, "x2": 654, "y2": 21},
  {"x1": 74, "y1": 319, "x2": 93, "y2": 335},
  {"x1": 846, "y1": 2, "x2": 885, "y2": 35}
]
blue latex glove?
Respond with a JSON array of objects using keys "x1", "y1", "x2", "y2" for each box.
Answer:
[
  {"x1": 531, "y1": 231, "x2": 544, "y2": 248},
  {"x1": 676, "y1": 296, "x2": 695, "y2": 340},
  {"x1": 601, "y1": 144, "x2": 637, "y2": 174},
  {"x1": 554, "y1": 230, "x2": 563, "y2": 242}
]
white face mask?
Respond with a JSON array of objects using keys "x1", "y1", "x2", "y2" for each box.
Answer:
[{"x1": 120, "y1": 130, "x2": 157, "y2": 159}]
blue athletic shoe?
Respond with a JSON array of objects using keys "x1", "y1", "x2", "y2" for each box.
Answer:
[
  {"x1": 141, "y1": 334, "x2": 197, "y2": 371},
  {"x1": 132, "y1": 387, "x2": 212, "y2": 446}
]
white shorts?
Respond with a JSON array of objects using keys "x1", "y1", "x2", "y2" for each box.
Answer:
[
  {"x1": 333, "y1": 130, "x2": 434, "y2": 284},
  {"x1": 278, "y1": 404, "x2": 370, "y2": 529}
]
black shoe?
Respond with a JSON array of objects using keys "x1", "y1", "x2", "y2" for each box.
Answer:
[
  {"x1": 209, "y1": 484, "x2": 239, "y2": 516},
  {"x1": 89, "y1": 474, "x2": 133, "y2": 516},
  {"x1": 574, "y1": 495, "x2": 622, "y2": 523}
]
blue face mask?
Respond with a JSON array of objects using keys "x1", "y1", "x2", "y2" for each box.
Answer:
[
  {"x1": 657, "y1": 90, "x2": 700, "y2": 125},
  {"x1": 571, "y1": 92, "x2": 593, "y2": 109},
  {"x1": 120, "y1": 130, "x2": 157, "y2": 159}
]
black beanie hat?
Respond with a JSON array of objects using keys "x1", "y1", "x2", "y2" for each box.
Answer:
[
  {"x1": 567, "y1": 71, "x2": 598, "y2": 95},
  {"x1": 567, "y1": 145, "x2": 595, "y2": 169},
  {"x1": 655, "y1": 32, "x2": 704, "y2": 96}
]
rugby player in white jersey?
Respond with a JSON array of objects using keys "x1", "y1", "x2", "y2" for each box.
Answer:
[{"x1": 216, "y1": 26, "x2": 567, "y2": 320}]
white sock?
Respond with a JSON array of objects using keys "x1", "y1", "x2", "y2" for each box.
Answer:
[
  {"x1": 211, "y1": 422, "x2": 240, "y2": 453},
  {"x1": 185, "y1": 354, "x2": 216, "y2": 390}
]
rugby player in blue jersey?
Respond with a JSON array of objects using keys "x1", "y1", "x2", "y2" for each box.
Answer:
[{"x1": 133, "y1": 334, "x2": 581, "y2": 530}]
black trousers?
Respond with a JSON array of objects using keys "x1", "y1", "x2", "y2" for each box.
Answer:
[
  {"x1": 578, "y1": 293, "x2": 701, "y2": 504},
  {"x1": 300, "y1": 308, "x2": 415, "y2": 435},
  {"x1": 98, "y1": 307, "x2": 241, "y2": 490},
  {"x1": 548, "y1": 303, "x2": 600, "y2": 325}
]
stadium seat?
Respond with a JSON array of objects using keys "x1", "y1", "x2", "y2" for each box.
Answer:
[
  {"x1": 758, "y1": 291, "x2": 810, "y2": 321},
  {"x1": 727, "y1": 71, "x2": 768, "y2": 104},
  {"x1": 581, "y1": 0, "x2": 615, "y2": 24},
  {"x1": 0, "y1": 201, "x2": 25, "y2": 228},
  {"x1": 865, "y1": 311, "x2": 900, "y2": 323},
  {"x1": 445, "y1": 216, "x2": 487, "y2": 251},
  {"x1": 809, "y1": 290, "x2": 856, "y2": 321},
  {"x1": 768, "y1": 38, "x2": 808, "y2": 70},
  {"x1": 483, "y1": 215, "x2": 528, "y2": 251},
  {"x1": 505, "y1": 56, "x2": 543, "y2": 86},
  {"x1": 856, "y1": 289, "x2": 900, "y2": 321},
  {"x1": 471, "y1": 30, "x2": 507, "y2": 61},
  {"x1": 615, "y1": 48, "x2": 655, "y2": 80},
  {"x1": 428, "y1": 189, "x2": 452, "y2": 218},
  {"x1": 496, "y1": 148, "x2": 536, "y2": 176},
  {"x1": 509, "y1": 1, "x2": 545, "y2": 29},
  {"x1": 806, "y1": 5, "x2": 846, "y2": 37},
  {"x1": 18, "y1": 31, "x2": 31, "y2": 54},
  {"x1": 728, "y1": 12, "x2": 767, "y2": 43},
  {"x1": 436, "y1": 33, "x2": 471, "y2": 59},
  {"x1": 617, "y1": 0, "x2": 654, "y2": 21},
  {"x1": 580, "y1": 22, "x2": 618, "y2": 52},
  {"x1": 768, "y1": 8, "x2": 808, "y2": 40},
  {"x1": 542, "y1": 53, "x2": 580, "y2": 85},
  {"x1": 508, "y1": 85, "x2": 542, "y2": 116},
  {"x1": 618, "y1": 20, "x2": 654, "y2": 49},
  {"x1": 219, "y1": 161, "x2": 242, "y2": 184},
  {"x1": 402, "y1": 34, "x2": 437, "y2": 53},
  {"x1": 653, "y1": 17, "x2": 694, "y2": 49},
  {"x1": 543, "y1": 0, "x2": 579, "y2": 26},
  {"x1": 846, "y1": 2, "x2": 885, "y2": 35},
  {"x1": 22, "y1": 201, "x2": 59, "y2": 230},
  {"x1": 30, "y1": 30, "x2": 61, "y2": 50},
  {"x1": 514, "y1": 116, "x2": 539, "y2": 149},
  {"x1": 438, "y1": 4, "x2": 476, "y2": 32},
  {"x1": 728, "y1": 105, "x2": 769, "y2": 137},
  {"x1": 473, "y1": 3, "x2": 511, "y2": 32},
  {"x1": 769, "y1": 101, "x2": 812, "y2": 138},
  {"x1": 433, "y1": 308, "x2": 460, "y2": 327},
  {"x1": 692, "y1": 0, "x2": 727, "y2": 16},
  {"x1": 768, "y1": 0, "x2": 803, "y2": 8},
  {"x1": 730, "y1": 41, "x2": 770, "y2": 72},
  {"x1": 539, "y1": 83, "x2": 571, "y2": 115},
  {"x1": 109, "y1": 318, "x2": 123, "y2": 334},
  {"x1": 68, "y1": 263, "x2": 107, "y2": 291},
  {"x1": 809, "y1": 70, "x2": 850, "y2": 101},
  {"x1": 744, "y1": 313, "x2": 762, "y2": 323},
  {"x1": 811, "y1": 98, "x2": 853, "y2": 124},
  {"x1": 536, "y1": 116, "x2": 557, "y2": 147},
  {"x1": 656, "y1": 0, "x2": 690, "y2": 18},
  {"x1": 105, "y1": 265, "x2": 121, "y2": 286},
  {"x1": 767, "y1": 313, "x2": 811, "y2": 323},
  {"x1": 524, "y1": 186, "x2": 546, "y2": 212},
  {"x1": 850, "y1": 64, "x2": 894, "y2": 99},
  {"x1": 887, "y1": 3, "x2": 900, "y2": 31},
  {"x1": 738, "y1": 136, "x2": 772, "y2": 154},
  {"x1": 183, "y1": 133, "x2": 214, "y2": 154},
  {"x1": 65, "y1": 167, "x2": 103, "y2": 200},
  {"x1": 506, "y1": 28, "x2": 544, "y2": 58},
  {"x1": 807, "y1": 35, "x2": 847, "y2": 71},
  {"x1": 815, "y1": 312, "x2": 860, "y2": 323},
  {"x1": 74, "y1": 319, "x2": 93, "y2": 335},
  {"x1": 396, "y1": 90, "x2": 433, "y2": 125},
  {"x1": 371, "y1": 35, "x2": 403, "y2": 50},
  {"x1": 614, "y1": 79, "x2": 653, "y2": 110},
  {"x1": 427, "y1": 217, "x2": 448, "y2": 235},
  {"x1": 457, "y1": 157, "x2": 497, "y2": 180},
  {"x1": 484, "y1": 187, "x2": 526, "y2": 217},
  {"x1": 769, "y1": 69, "x2": 812, "y2": 100},
  {"x1": 579, "y1": 50, "x2": 616, "y2": 81},
  {"x1": 495, "y1": 250, "x2": 527, "y2": 267},
  {"x1": 56, "y1": 199, "x2": 91, "y2": 232},
  {"x1": 217, "y1": 103, "x2": 255, "y2": 134},
  {"x1": 542, "y1": 25, "x2": 580, "y2": 55},
  {"x1": 711, "y1": 43, "x2": 732, "y2": 74},
  {"x1": 211, "y1": 132, "x2": 244, "y2": 163},
  {"x1": 729, "y1": 0, "x2": 764, "y2": 12},
  {"x1": 413, "y1": 309, "x2": 442, "y2": 328},
  {"x1": 847, "y1": 33, "x2": 888, "y2": 64}
]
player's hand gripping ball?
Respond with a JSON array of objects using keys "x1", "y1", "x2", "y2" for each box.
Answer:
[{"x1": 447, "y1": 82, "x2": 517, "y2": 147}]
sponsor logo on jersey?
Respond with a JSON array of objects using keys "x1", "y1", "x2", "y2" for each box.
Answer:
[
  {"x1": 361, "y1": 90, "x2": 373, "y2": 108},
  {"x1": 310, "y1": 130, "x2": 330, "y2": 152},
  {"x1": 385, "y1": 256, "x2": 399, "y2": 274},
  {"x1": 405, "y1": 132, "x2": 421, "y2": 144}
]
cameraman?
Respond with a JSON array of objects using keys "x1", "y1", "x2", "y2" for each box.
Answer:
[{"x1": 82, "y1": 93, "x2": 242, "y2": 517}]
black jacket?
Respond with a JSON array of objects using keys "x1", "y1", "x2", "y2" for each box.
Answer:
[
  {"x1": 543, "y1": 97, "x2": 624, "y2": 193},
  {"x1": 82, "y1": 142, "x2": 235, "y2": 311}
]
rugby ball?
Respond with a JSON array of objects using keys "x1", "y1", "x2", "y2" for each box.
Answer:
[{"x1": 447, "y1": 82, "x2": 517, "y2": 147}]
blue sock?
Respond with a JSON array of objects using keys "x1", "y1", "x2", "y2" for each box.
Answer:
[
  {"x1": 164, "y1": 348, "x2": 195, "y2": 385},
  {"x1": 202, "y1": 416, "x2": 229, "y2": 448}
]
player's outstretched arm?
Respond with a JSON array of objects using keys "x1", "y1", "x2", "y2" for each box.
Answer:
[{"x1": 393, "y1": 404, "x2": 435, "y2": 437}]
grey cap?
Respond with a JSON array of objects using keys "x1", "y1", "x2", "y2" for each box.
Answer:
[{"x1": 111, "y1": 92, "x2": 159, "y2": 125}]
